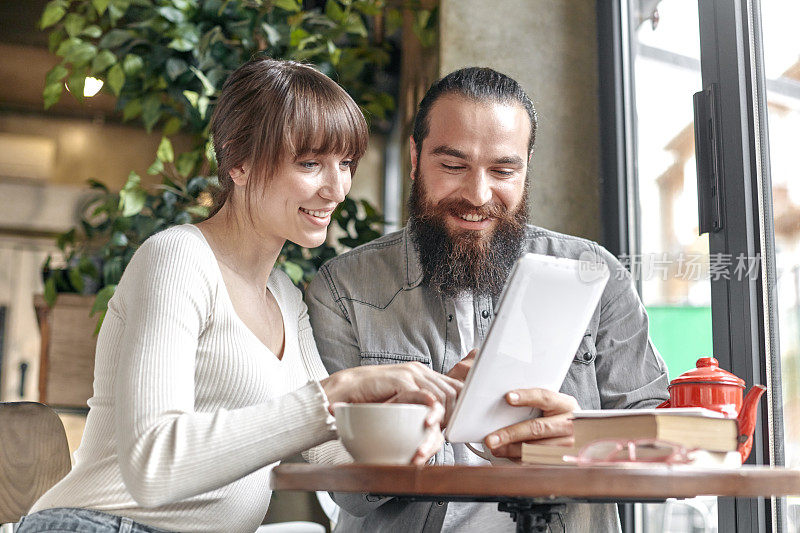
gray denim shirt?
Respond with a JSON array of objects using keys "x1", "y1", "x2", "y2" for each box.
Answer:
[{"x1": 306, "y1": 225, "x2": 670, "y2": 533}]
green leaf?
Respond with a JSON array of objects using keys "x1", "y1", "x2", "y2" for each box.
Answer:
[
  {"x1": 48, "y1": 29, "x2": 66, "y2": 53},
  {"x1": 122, "y1": 54, "x2": 143, "y2": 76},
  {"x1": 55, "y1": 37, "x2": 74, "y2": 57},
  {"x1": 98, "y1": 29, "x2": 133, "y2": 49},
  {"x1": 68, "y1": 267, "x2": 85, "y2": 293},
  {"x1": 78, "y1": 257, "x2": 99, "y2": 279},
  {"x1": 325, "y1": 0, "x2": 346, "y2": 22},
  {"x1": 66, "y1": 67, "x2": 87, "y2": 100},
  {"x1": 290, "y1": 28, "x2": 310, "y2": 48},
  {"x1": 147, "y1": 159, "x2": 164, "y2": 175},
  {"x1": 108, "y1": 0, "x2": 131, "y2": 24},
  {"x1": 197, "y1": 95, "x2": 209, "y2": 119},
  {"x1": 261, "y1": 23, "x2": 281, "y2": 45},
  {"x1": 81, "y1": 25, "x2": 102, "y2": 38},
  {"x1": 64, "y1": 13, "x2": 86, "y2": 37},
  {"x1": 157, "y1": 6, "x2": 185, "y2": 23},
  {"x1": 182, "y1": 90, "x2": 198, "y2": 108},
  {"x1": 107, "y1": 63, "x2": 125, "y2": 96},
  {"x1": 280, "y1": 261, "x2": 304, "y2": 284},
  {"x1": 345, "y1": 13, "x2": 367, "y2": 37},
  {"x1": 56, "y1": 228, "x2": 76, "y2": 250},
  {"x1": 122, "y1": 98, "x2": 142, "y2": 121},
  {"x1": 163, "y1": 116, "x2": 182, "y2": 136},
  {"x1": 93, "y1": 311, "x2": 107, "y2": 335},
  {"x1": 119, "y1": 187, "x2": 146, "y2": 216},
  {"x1": 123, "y1": 170, "x2": 141, "y2": 189},
  {"x1": 63, "y1": 39, "x2": 98, "y2": 67},
  {"x1": 44, "y1": 276, "x2": 58, "y2": 306},
  {"x1": 175, "y1": 151, "x2": 196, "y2": 177},
  {"x1": 156, "y1": 136, "x2": 174, "y2": 163},
  {"x1": 40, "y1": 1, "x2": 67, "y2": 29},
  {"x1": 142, "y1": 94, "x2": 161, "y2": 132},
  {"x1": 91, "y1": 0, "x2": 110, "y2": 15},
  {"x1": 91, "y1": 49, "x2": 117, "y2": 74},
  {"x1": 205, "y1": 140, "x2": 216, "y2": 165},
  {"x1": 102, "y1": 256, "x2": 124, "y2": 285},
  {"x1": 45, "y1": 64, "x2": 69, "y2": 86},
  {"x1": 43, "y1": 82, "x2": 64, "y2": 109},
  {"x1": 185, "y1": 205, "x2": 209, "y2": 218},
  {"x1": 353, "y1": 0, "x2": 381, "y2": 16},
  {"x1": 91, "y1": 284, "x2": 117, "y2": 315},
  {"x1": 165, "y1": 58, "x2": 188, "y2": 80},
  {"x1": 274, "y1": 0, "x2": 301, "y2": 12},
  {"x1": 168, "y1": 35, "x2": 197, "y2": 52},
  {"x1": 189, "y1": 66, "x2": 215, "y2": 97}
]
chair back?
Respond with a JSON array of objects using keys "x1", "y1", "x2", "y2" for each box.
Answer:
[{"x1": 0, "y1": 402, "x2": 71, "y2": 524}]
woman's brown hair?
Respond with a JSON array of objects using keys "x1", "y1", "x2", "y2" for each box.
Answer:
[{"x1": 208, "y1": 58, "x2": 369, "y2": 217}]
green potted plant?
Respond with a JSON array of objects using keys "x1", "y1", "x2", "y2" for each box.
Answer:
[{"x1": 34, "y1": 0, "x2": 435, "y2": 407}]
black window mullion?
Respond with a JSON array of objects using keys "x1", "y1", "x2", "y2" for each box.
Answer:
[{"x1": 696, "y1": 0, "x2": 773, "y2": 530}]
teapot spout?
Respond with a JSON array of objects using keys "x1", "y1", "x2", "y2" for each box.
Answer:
[{"x1": 737, "y1": 384, "x2": 767, "y2": 462}]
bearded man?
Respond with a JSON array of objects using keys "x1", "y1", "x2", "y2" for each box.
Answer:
[{"x1": 306, "y1": 67, "x2": 669, "y2": 533}]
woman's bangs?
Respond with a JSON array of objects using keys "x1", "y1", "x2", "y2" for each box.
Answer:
[{"x1": 285, "y1": 88, "x2": 368, "y2": 160}]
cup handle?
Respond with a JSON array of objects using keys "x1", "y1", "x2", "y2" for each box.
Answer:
[{"x1": 465, "y1": 442, "x2": 492, "y2": 461}]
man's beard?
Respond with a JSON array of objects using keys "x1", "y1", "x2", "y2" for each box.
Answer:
[{"x1": 408, "y1": 170, "x2": 528, "y2": 299}]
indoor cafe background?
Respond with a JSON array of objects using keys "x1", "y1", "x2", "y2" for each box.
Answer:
[{"x1": 0, "y1": 1, "x2": 798, "y2": 532}]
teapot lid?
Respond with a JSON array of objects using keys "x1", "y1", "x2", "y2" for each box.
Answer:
[{"x1": 670, "y1": 357, "x2": 745, "y2": 387}]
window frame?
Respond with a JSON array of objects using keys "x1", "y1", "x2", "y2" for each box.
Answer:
[{"x1": 597, "y1": 0, "x2": 785, "y2": 530}]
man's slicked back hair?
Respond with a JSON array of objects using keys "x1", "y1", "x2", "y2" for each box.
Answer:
[{"x1": 411, "y1": 67, "x2": 537, "y2": 157}]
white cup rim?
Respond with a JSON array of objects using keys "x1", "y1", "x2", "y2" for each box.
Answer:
[{"x1": 333, "y1": 402, "x2": 429, "y2": 412}]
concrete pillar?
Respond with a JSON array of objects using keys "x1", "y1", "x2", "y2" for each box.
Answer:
[{"x1": 439, "y1": 0, "x2": 602, "y2": 241}]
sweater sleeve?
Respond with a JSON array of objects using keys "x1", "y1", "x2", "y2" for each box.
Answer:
[{"x1": 112, "y1": 230, "x2": 337, "y2": 508}]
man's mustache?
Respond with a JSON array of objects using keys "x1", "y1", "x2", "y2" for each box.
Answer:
[{"x1": 425, "y1": 198, "x2": 509, "y2": 220}]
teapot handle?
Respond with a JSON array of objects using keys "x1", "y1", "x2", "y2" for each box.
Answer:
[{"x1": 656, "y1": 399, "x2": 671, "y2": 408}]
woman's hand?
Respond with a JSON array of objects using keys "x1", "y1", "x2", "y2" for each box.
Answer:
[
  {"x1": 321, "y1": 362, "x2": 463, "y2": 421},
  {"x1": 389, "y1": 391, "x2": 445, "y2": 465}
]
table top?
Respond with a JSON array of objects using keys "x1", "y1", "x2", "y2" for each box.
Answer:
[{"x1": 270, "y1": 464, "x2": 800, "y2": 501}]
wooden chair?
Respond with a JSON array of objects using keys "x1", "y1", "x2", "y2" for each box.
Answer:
[{"x1": 0, "y1": 402, "x2": 71, "y2": 526}]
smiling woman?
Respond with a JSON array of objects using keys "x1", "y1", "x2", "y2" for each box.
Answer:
[
  {"x1": 16, "y1": 58, "x2": 460, "y2": 533},
  {"x1": 207, "y1": 59, "x2": 368, "y2": 222}
]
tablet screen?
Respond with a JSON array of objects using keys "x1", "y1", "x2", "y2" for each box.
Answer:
[{"x1": 445, "y1": 253, "x2": 609, "y2": 444}]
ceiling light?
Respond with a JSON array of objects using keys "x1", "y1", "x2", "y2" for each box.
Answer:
[{"x1": 83, "y1": 77, "x2": 104, "y2": 97}]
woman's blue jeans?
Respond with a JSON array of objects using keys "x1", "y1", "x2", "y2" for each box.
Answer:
[{"x1": 17, "y1": 508, "x2": 173, "y2": 533}]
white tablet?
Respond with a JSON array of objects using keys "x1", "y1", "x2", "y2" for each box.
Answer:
[{"x1": 444, "y1": 252, "x2": 610, "y2": 444}]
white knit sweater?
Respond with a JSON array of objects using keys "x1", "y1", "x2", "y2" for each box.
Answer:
[{"x1": 31, "y1": 225, "x2": 350, "y2": 533}]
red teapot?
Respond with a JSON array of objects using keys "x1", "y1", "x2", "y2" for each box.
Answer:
[{"x1": 657, "y1": 357, "x2": 766, "y2": 461}]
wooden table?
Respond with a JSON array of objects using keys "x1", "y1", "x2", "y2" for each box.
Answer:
[{"x1": 271, "y1": 464, "x2": 800, "y2": 532}]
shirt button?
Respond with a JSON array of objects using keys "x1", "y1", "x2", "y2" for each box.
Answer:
[
  {"x1": 481, "y1": 310, "x2": 490, "y2": 319},
  {"x1": 447, "y1": 314, "x2": 453, "y2": 322},
  {"x1": 583, "y1": 352, "x2": 593, "y2": 362}
]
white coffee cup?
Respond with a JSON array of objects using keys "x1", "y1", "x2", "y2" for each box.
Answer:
[{"x1": 334, "y1": 403, "x2": 429, "y2": 464}]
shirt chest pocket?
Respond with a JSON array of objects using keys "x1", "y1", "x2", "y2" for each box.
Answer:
[
  {"x1": 573, "y1": 332, "x2": 597, "y2": 365},
  {"x1": 561, "y1": 332, "x2": 601, "y2": 409}
]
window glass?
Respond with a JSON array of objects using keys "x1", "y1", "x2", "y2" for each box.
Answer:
[
  {"x1": 628, "y1": 1, "x2": 716, "y2": 529},
  {"x1": 760, "y1": 1, "x2": 800, "y2": 528}
]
